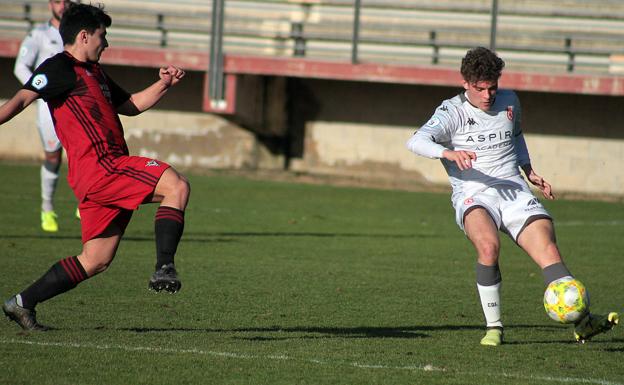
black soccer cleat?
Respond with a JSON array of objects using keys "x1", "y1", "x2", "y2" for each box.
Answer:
[
  {"x1": 148, "y1": 263, "x2": 182, "y2": 293},
  {"x1": 2, "y1": 296, "x2": 50, "y2": 331},
  {"x1": 574, "y1": 312, "x2": 619, "y2": 343}
]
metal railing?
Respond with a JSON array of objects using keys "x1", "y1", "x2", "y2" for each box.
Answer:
[{"x1": 1, "y1": 0, "x2": 623, "y2": 75}]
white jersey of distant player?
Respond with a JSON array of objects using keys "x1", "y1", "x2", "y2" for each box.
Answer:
[
  {"x1": 14, "y1": 22, "x2": 64, "y2": 152},
  {"x1": 406, "y1": 89, "x2": 531, "y2": 205}
]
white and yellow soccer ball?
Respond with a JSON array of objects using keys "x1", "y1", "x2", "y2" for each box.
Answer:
[{"x1": 544, "y1": 277, "x2": 589, "y2": 324}]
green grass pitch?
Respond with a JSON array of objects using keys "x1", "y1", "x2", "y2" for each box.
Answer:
[{"x1": 0, "y1": 162, "x2": 622, "y2": 385}]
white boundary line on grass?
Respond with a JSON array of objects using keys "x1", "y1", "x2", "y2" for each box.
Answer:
[
  {"x1": 1, "y1": 338, "x2": 621, "y2": 385},
  {"x1": 556, "y1": 220, "x2": 624, "y2": 227}
]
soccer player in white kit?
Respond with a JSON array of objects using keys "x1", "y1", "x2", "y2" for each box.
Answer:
[
  {"x1": 407, "y1": 47, "x2": 618, "y2": 345},
  {"x1": 14, "y1": 0, "x2": 70, "y2": 232}
]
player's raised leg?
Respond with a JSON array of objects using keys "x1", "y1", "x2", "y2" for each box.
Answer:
[
  {"x1": 3, "y1": 224, "x2": 123, "y2": 330},
  {"x1": 465, "y1": 208, "x2": 504, "y2": 346},
  {"x1": 518, "y1": 218, "x2": 619, "y2": 342},
  {"x1": 148, "y1": 167, "x2": 190, "y2": 293}
]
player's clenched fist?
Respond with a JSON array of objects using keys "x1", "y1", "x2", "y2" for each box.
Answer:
[{"x1": 159, "y1": 65, "x2": 185, "y2": 87}]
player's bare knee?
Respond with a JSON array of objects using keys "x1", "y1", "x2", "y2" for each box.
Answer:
[
  {"x1": 43, "y1": 159, "x2": 61, "y2": 173},
  {"x1": 475, "y1": 241, "x2": 499, "y2": 263},
  {"x1": 77, "y1": 251, "x2": 114, "y2": 276},
  {"x1": 173, "y1": 173, "x2": 191, "y2": 202}
]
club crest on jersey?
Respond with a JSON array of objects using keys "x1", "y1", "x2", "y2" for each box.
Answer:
[
  {"x1": 506, "y1": 106, "x2": 514, "y2": 121},
  {"x1": 464, "y1": 198, "x2": 474, "y2": 205},
  {"x1": 31, "y1": 74, "x2": 48, "y2": 90},
  {"x1": 145, "y1": 160, "x2": 160, "y2": 167}
]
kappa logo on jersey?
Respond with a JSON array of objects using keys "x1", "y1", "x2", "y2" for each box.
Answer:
[
  {"x1": 145, "y1": 160, "x2": 160, "y2": 167},
  {"x1": 440, "y1": 105, "x2": 449, "y2": 112},
  {"x1": 31, "y1": 74, "x2": 48, "y2": 90},
  {"x1": 506, "y1": 106, "x2": 514, "y2": 121},
  {"x1": 467, "y1": 118, "x2": 478, "y2": 126}
]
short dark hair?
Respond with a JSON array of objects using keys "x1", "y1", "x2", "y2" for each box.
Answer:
[
  {"x1": 59, "y1": 3, "x2": 111, "y2": 45},
  {"x1": 460, "y1": 47, "x2": 505, "y2": 84}
]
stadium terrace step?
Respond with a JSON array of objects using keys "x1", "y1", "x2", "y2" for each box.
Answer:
[{"x1": 1, "y1": 0, "x2": 623, "y2": 74}]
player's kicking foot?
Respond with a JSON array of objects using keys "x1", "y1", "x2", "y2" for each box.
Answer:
[
  {"x1": 480, "y1": 327, "x2": 503, "y2": 346},
  {"x1": 41, "y1": 210, "x2": 59, "y2": 232},
  {"x1": 2, "y1": 296, "x2": 49, "y2": 331},
  {"x1": 148, "y1": 263, "x2": 181, "y2": 293},
  {"x1": 75, "y1": 207, "x2": 81, "y2": 220},
  {"x1": 574, "y1": 312, "x2": 619, "y2": 343}
]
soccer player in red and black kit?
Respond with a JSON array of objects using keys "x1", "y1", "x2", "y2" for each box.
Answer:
[{"x1": 0, "y1": 3, "x2": 190, "y2": 330}]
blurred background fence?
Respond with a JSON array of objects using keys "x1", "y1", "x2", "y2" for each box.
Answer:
[{"x1": 2, "y1": 0, "x2": 624, "y2": 75}]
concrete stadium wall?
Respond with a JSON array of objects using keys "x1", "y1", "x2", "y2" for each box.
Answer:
[
  {"x1": 1, "y1": 58, "x2": 623, "y2": 197},
  {"x1": 0, "y1": 58, "x2": 283, "y2": 171},
  {"x1": 292, "y1": 122, "x2": 624, "y2": 197},
  {"x1": 285, "y1": 78, "x2": 624, "y2": 197}
]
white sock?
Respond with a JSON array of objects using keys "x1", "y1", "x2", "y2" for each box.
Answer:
[
  {"x1": 41, "y1": 165, "x2": 59, "y2": 212},
  {"x1": 477, "y1": 282, "x2": 503, "y2": 328}
]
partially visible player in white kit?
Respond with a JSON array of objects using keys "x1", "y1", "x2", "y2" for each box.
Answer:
[
  {"x1": 406, "y1": 46, "x2": 618, "y2": 346},
  {"x1": 14, "y1": 0, "x2": 71, "y2": 232}
]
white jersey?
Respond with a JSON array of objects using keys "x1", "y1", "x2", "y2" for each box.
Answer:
[
  {"x1": 15, "y1": 22, "x2": 64, "y2": 83},
  {"x1": 14, "y1": 21, "x2": 64, "y2": 152},
  {"x1": 406, "y1": 90, "x2": 531, "y2": 205}
]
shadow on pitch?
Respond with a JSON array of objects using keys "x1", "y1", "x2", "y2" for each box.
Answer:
[
  {"x1": 0, "y1": 233, "x2": 236, "y2": 244},
  {"x1": 116, "y1": 324, "x2": 566, "y2": 342},
  {"x1": 0, "y1": 231, "x2": 435, "y2": 244}
]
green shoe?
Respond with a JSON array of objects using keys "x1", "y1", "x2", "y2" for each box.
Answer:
[
  {"x1": 574, "y1": 312, "x2": 619, "y2": 343},
  {"x1": 480, "y1": 328, "x2": 503, "y2": 346},
  {"x1": 41, "y1": 211, "x2": 58, "y2": 232},
  {"x1": 75, "y1": 207, "x2": 81, "y2": 220}
]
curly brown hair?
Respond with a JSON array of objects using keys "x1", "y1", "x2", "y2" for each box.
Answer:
[{"x1": 460, "y1": 47, "x2": 505, "y2": 84}]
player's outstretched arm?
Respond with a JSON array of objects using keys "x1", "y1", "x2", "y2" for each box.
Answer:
[
  {"x1": 0, "y1": 89, "x2": 39, "y2": 125},
  {"x1": 117, "y1": 65, "x2": 185, "y2": 116},
  {"x1": 521, "y1": 163, "x2": 555, "y2": 200}
]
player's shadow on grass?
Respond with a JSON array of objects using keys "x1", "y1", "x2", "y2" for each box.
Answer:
[
  {"x1": 120, "y1": 325, "x2": 435, "y2": 339},
  {"x1": 0, "y1": 231, "x2": 436, "y2": 243},
  {"x1": 0, "y1": 233, "x2": 233, "y2": 244},
  {"x1": 184, "y1": 231, "x2": 438, "y2": 239},
  {"x1": 118, "y1": 324, "x2": 565, "y2": 342}
]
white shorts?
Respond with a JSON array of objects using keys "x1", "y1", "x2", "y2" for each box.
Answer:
[
  {"x1": 454, "y1": 176, "x2": 551, "y2": 241},
  {"x1": 37, "y1": 100, "x2": 61, "y2": 153}
]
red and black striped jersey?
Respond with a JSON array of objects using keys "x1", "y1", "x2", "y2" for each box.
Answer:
[{"x1": 23, "y1": 51, "x2": 132, "y2": 201}]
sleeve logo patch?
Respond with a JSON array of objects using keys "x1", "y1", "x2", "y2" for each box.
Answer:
[
  {"x1": 425, "y1": 117, "x2": 440, "y2": 127},
  {"x1": 31, "y1": 74, "x2": 48, "y2": 90}
]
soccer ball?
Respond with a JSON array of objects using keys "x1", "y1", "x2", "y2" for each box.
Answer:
[{"x1": 543, "y1": 277, "x2": 589, "y2": 324}]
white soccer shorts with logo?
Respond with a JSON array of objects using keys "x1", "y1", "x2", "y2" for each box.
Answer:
[{"x1": 453, "y1": 175, "x2": 551, "y2": 241}]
